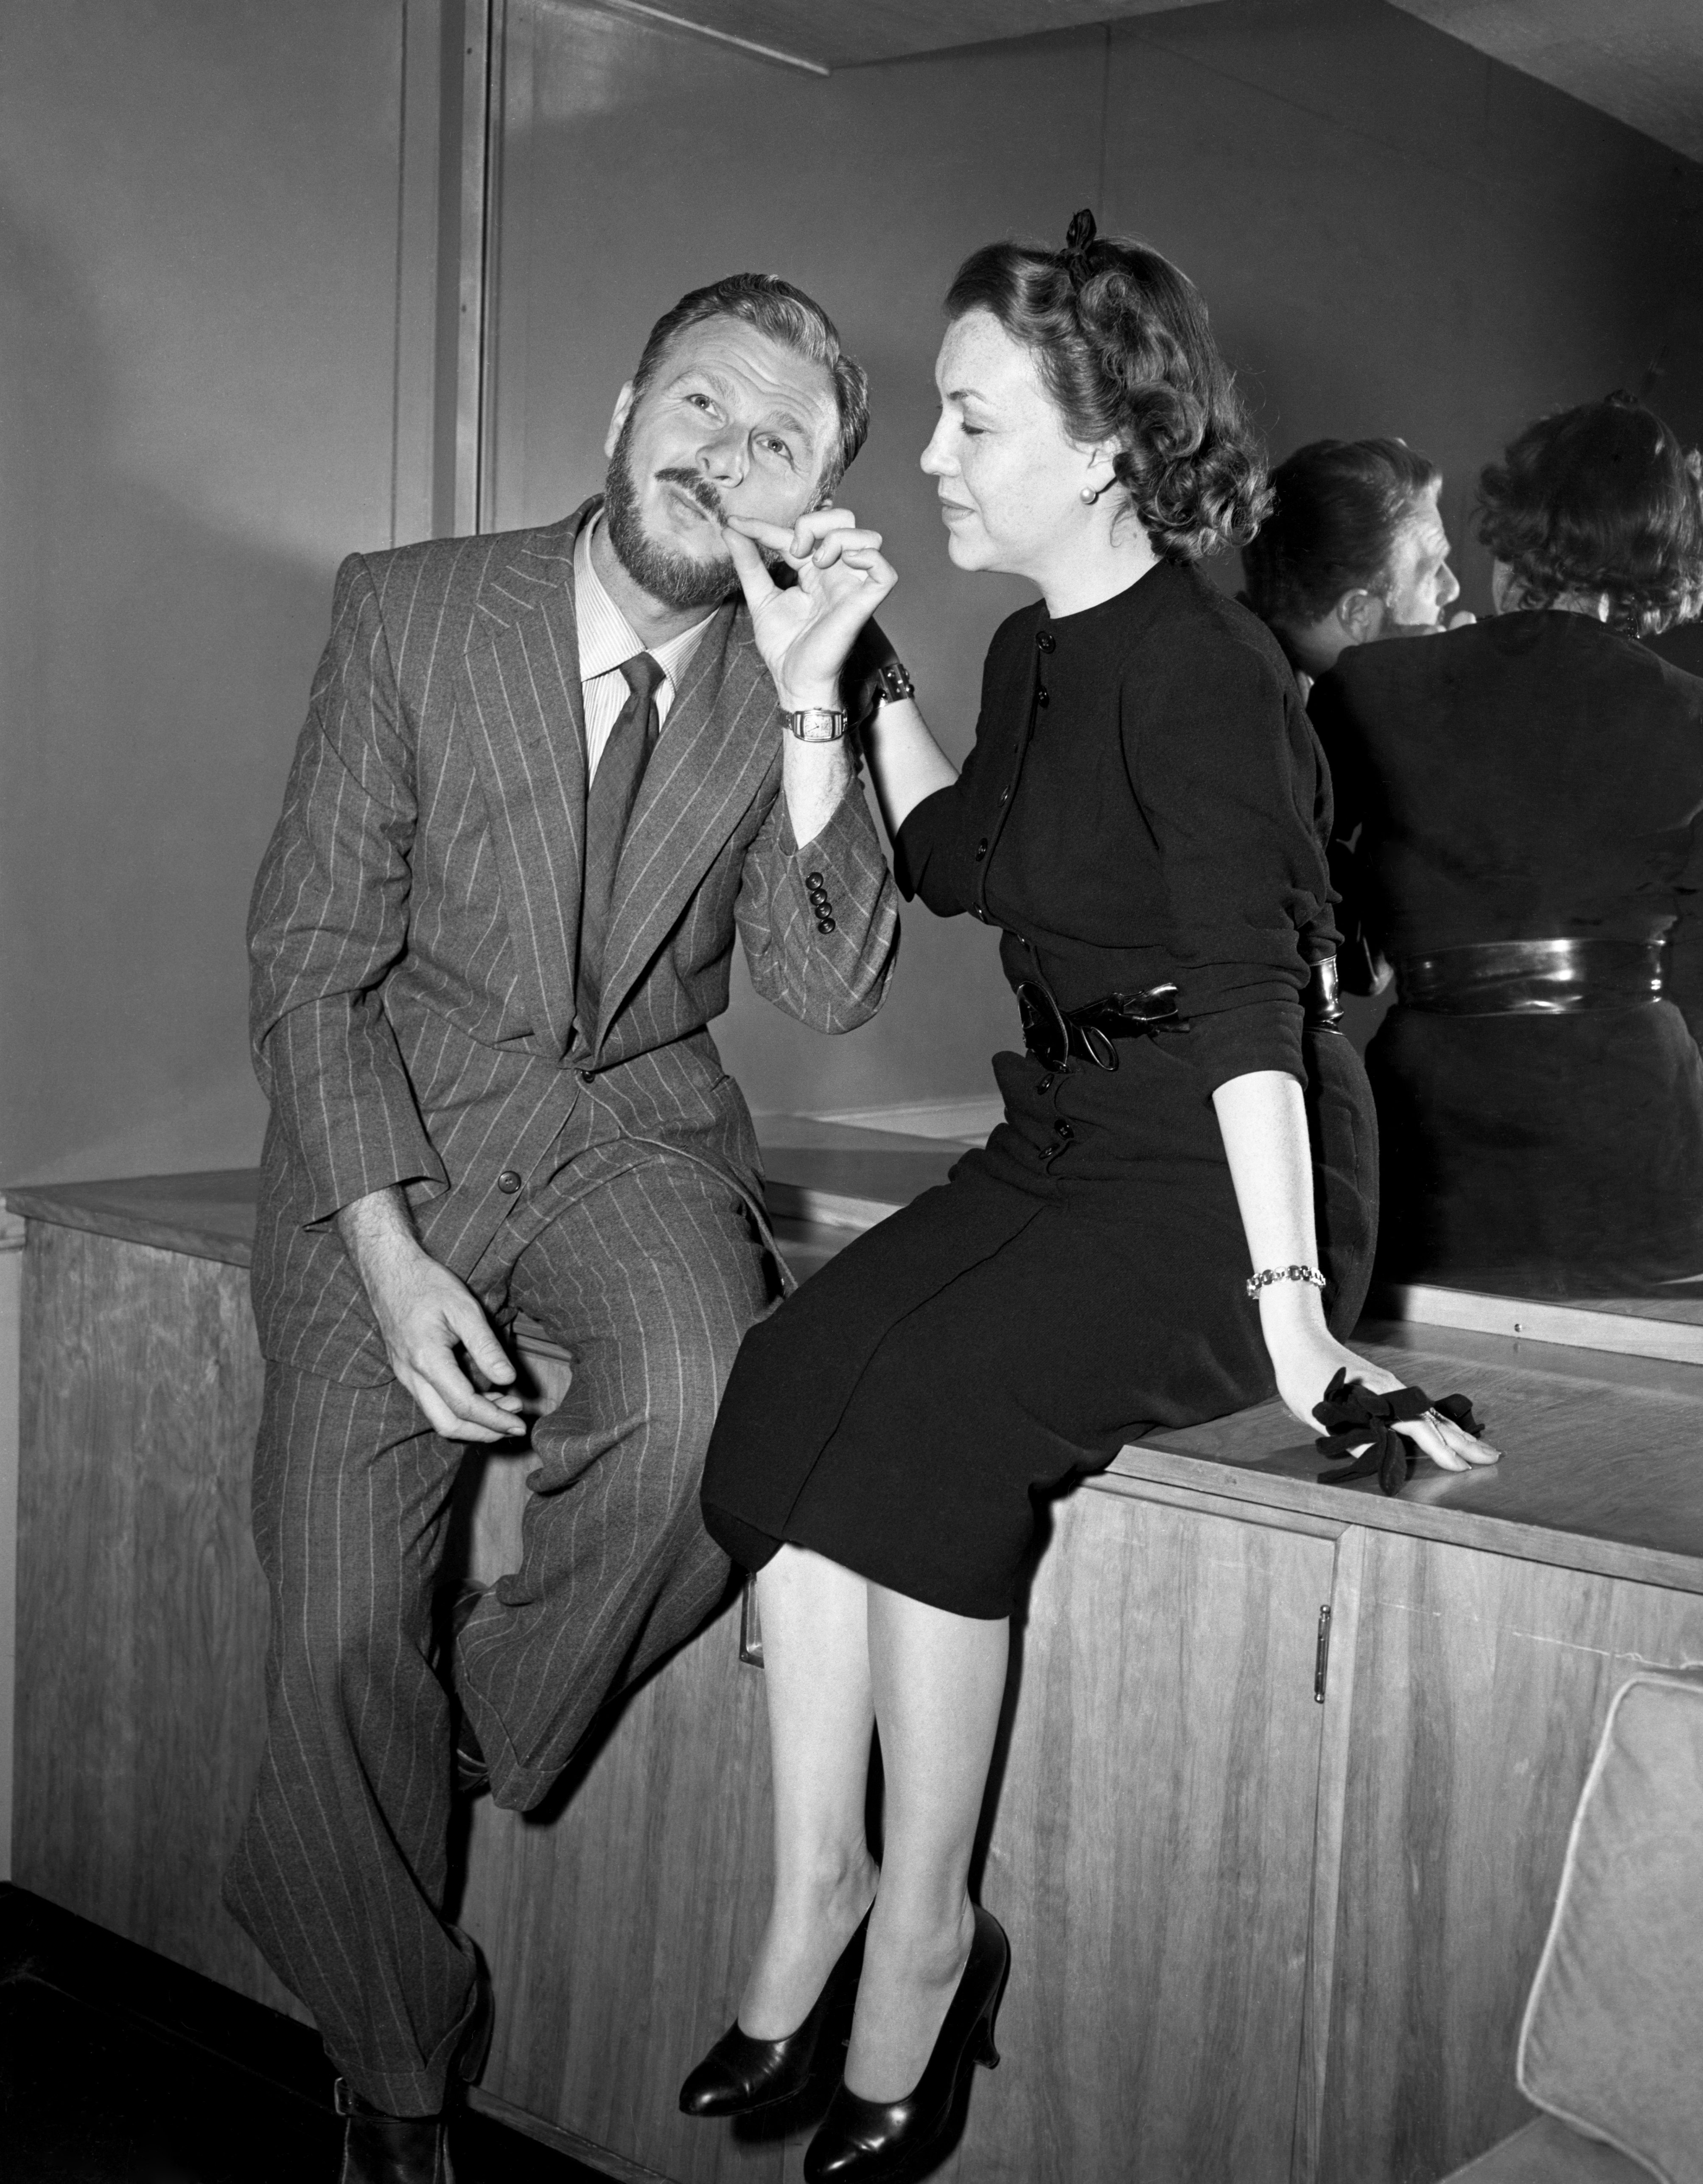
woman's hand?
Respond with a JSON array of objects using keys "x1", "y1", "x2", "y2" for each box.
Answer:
[
  {"x1": 722, "y1": 508, "x2": 896, "y2": 713},
  {"x1": 1263, "y1": 1298, "x2": 1500, "y2": 1473}
]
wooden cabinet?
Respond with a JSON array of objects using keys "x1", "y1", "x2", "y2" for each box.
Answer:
[
  {"x1": 10, "y1": 1180, "x2": 1703, "y2": 2184},
  {"x1": 960, "y1": 1485, "x2": 1344, "y2": 2184}
]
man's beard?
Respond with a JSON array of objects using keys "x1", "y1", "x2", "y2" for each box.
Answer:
[{"x1": 602, "y1": 418, "x2": 741, "y2": 613}]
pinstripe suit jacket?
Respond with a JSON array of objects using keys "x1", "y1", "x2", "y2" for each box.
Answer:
[{"x1": 249, "y1": 502, "x2": 899, "y2": 1385}]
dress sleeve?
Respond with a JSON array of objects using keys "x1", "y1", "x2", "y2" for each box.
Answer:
[
  {"x1": 1131, "y1": 633, "x2": 1333, "y2": 1092},
  {"x1": 891, "y1": 620, "x2": 1022, "y2": 914},
  {"x1": 1665, "y1": 807, "x2": 1703, "y2": 1047},
  {"x1": 1308, "y1": 667, "x2": 1388, "y2": 992}
]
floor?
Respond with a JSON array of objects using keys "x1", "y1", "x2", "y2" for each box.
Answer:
[{"x1": 0, "y1": 1884, "x2": 608, "y2": 2184}]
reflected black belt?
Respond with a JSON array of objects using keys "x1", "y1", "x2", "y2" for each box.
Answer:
[
  {"x1": 1018, "y1": 956, "x2": 1341, "y2": 1071},
  {"x1": 1394, "y1": 938, "x2": 1668, "y2": 1015}
]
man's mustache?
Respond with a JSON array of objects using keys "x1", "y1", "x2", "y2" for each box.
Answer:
[{"x1": 655, "y1": 467, "x2": 725, "y2": 524}]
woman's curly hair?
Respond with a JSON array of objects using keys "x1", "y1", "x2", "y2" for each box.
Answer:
[
  {"x1": 1477, "y1": 393, "x2": 1703, "y2": 638},
  {"x1": 944, "y1": 211, "x2": 1271, "y2": 562}
]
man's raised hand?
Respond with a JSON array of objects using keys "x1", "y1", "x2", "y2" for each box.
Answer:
[{"x1": 722, "y1": 509, "x2": 896, "y2": 712}]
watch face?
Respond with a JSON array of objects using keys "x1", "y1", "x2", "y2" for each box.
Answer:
[{"x1": 788, "y1": 709, "x2": 847, "y2": 742}]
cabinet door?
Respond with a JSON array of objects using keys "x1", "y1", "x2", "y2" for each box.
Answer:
[
  {"x1": 1318, "y1": 1532, "x2": 1703, "y2": 2184},
  {"x1": 937, "y1": 1480, "x2": 1343, "y2": 2184},
  {"x1": 14, "y1": 1223, "x2": 289, "y2": 2015}
]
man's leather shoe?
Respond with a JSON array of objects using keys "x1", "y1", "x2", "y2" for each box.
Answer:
[{"x1": 335, "y1": 2080, "x2": 454, "y2": 2184}]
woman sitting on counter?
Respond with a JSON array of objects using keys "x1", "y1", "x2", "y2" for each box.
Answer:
[
  {"x1": 1309, "y1": 392, "x2": 1703, "y2": 1294},
  {"x1": 675, "y1": 215, "x2": 1497, "y2": 2184}
]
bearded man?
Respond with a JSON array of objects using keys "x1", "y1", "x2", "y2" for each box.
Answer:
[{"x1": 227, "y1": 272, "x2": 901, "y2": 2181}]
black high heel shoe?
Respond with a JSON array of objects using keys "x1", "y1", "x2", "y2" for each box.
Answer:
[
  {"x1": 803, "y1": 1906, "x2": 1009, "y2": 2184},
  {"x1": 679, "y1": 1914, "x2": 869, "y2": 2117}
]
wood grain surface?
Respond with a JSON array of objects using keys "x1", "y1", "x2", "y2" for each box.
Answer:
[
  {"x1": 933, "y1": 1483, "x2": 1343, "y2": 2184},
  {"x1": 12, "y1": 1220, "x2": 303, "y2": 2020},
  {"x1": 1122, "y1": 1322, "x2": 1703, "y2": 1590},
  {"x1": 17, "y1": 1210, "x2": 1703, "y2": 2184},
  {"x1": 1316, "y1": 1532, "x2": 1703, "y2": 2184}
]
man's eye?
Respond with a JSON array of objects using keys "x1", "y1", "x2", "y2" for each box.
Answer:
[
  {"x1": 686, "y1": 393, "x2": 715, "y2": 413},
  {"x1": 759, "y1": 437, "x2": 796, "y2": 464}
]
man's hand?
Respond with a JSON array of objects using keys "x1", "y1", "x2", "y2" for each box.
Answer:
[
  {"x1": 723, "y1": 509, "x2": 896, "y2": 712},
  {"x1": 337, "y1": 1188, "x2": 524, "y2": 1441}
]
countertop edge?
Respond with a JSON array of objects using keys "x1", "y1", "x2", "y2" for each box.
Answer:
[
  {"x1": 1100, "y1": 1443, "x2": 1703, "y2": 1595},
  {"x1": 3, "y1": 1186, "x2": 255, "y2": 1270}
]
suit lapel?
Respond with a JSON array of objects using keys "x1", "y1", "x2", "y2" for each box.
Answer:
[
  {"x1": 459, "y1": 503, "x2": 597, "y2": 1060},
  {"x1": 594, "y1": 606, "x2": 781, "y2": 1046}
]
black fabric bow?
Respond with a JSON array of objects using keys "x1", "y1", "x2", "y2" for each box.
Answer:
[
  {"x1": 1313, "y1": 1370, "x2": 1485, "y2": 1496},
  {"x1": 1063, "y1": 207, "x2": 1098, "y2": 274}
]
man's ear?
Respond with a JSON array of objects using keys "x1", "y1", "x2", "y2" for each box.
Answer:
[
  {"x1": 1336, "y1": 588, "x2": 1388, "y2": 647},
  {"x1": 604, "y1": 381, "x2": 636, "y2": 461}
]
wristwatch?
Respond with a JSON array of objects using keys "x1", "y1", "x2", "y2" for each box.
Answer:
[{"x1": 784, "y1": 707, "x2": 849, "y2": 742}]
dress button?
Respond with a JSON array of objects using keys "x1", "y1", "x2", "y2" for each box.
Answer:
[
  {"x1": 1037, "y1": 630, "x2": 1056, "y2": 653},
  {"x1": 1000, "y1": 787, "x2": 1011, "y2": 803},
  {"x1": 497, "y1": 1169, "x2": 521, "y2": 1194},
  {"x1": 806, "y1": 871, "x2": 825, "y2": 888},
  {"x1": 1056, "y1": 1119, "x2": 1075, "y2": 1139},
  {"x1": 1035, "y1": 687, "x2": 1050, "y2": 708},
  {"x1": 818, "y1": 916, "x2": 837, "y2": 933},
  {"x1": 577, "y1": 1066, "x2": 596, "y2": 1085}
]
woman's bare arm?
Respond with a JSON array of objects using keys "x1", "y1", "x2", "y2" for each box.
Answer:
[{"x1": 1210, "y1": 1068, "x2": 1498, "y2": 1470}]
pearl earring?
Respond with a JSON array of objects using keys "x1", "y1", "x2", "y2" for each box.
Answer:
[{"x1": 1080, "y1": 483, "x2": 1102, "y2": 504}]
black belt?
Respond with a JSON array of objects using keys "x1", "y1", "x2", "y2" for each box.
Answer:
[
  {"x1": 1394, "y1": 938, "x2": 1667, "y2": 1016},
  {"x1": 1018, "y1": 957, "x2": 1341, "y2": 1071}
]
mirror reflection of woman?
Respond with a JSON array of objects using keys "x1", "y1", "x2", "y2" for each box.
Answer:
[
  {"x1": 681, "y1": 217, "x2": 1497, "y2": 2183},
  {"x1": 1311, "y1": 394, "x2": 1703, "y2": 1294}
]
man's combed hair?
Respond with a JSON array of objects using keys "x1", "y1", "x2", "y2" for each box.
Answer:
[
  {"x1": 1477, "y1": 393, "x2": 1703, "y2": 639},
  {"x1": 1241, "y1": 439, "x2": 1440, "y2": 631},
  {"x1": 631, "y1": 272, "x2": 870, "y2": 494},
  {"x1": 944, "y1": 230, "x2": 1269, "y2": 562}
]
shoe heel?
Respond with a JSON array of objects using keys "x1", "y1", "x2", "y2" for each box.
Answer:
[{"x1": 975, "y1": 2003, "x2": 1000, "y2": 2070}]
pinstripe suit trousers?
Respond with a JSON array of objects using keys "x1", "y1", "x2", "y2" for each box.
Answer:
[{"x1": 223, "y1": 1155, "x2": 770, "y2": 2114}]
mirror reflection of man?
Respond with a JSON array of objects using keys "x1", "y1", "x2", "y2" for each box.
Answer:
[
  {"x1": 1241, "y1": 437, "x2": 1470, "y2": 693},
  {"x1": 227, "y1": 273, "x2": 901, "y2": 2184}
]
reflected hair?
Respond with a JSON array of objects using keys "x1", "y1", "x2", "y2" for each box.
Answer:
[
  {"x1": 1241, "y1": 439, "x2": 1440, "y2": 631},
  {"x1": 1477, "y1": 393, "x2": 1703, "y2": 638},
  {"x1": 629, "y1": 273, "x2": 870, "y2": 494},
  {"x1": 944, "y1": 215, "x2": 1269, "y2": 561}
]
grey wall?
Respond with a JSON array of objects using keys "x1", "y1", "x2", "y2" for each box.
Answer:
[
  {"x1": 489, "y1": 0, "x2": 1703, "y2": 1121},
  {"x1": 0, "y1": 0, "x2": 426, "y2": 1184},
  {"x1": 5, "y1": 0, "x2": 1700, "y2": 1179}
]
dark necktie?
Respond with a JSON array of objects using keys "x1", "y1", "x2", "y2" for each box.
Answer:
[{"x1": 578, "y1": 650, "x2": 665, "y2": 1031}]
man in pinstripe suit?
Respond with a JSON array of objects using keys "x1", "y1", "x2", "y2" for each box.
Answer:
[{"x1": 224, "y1": 274, "x2": 901, "y2": 2181}]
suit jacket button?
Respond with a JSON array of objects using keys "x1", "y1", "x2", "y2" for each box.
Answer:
[
  {"x1": 1037, "y1": 629, "x2": 1056, "y2": 653},
  {"x1": 577, "y1": 1066, "x2": 596, "y2": 1085},
  {"x1": 818, "y1": 916, "x2": 836, "y2": 933},
  {"x1": 974, "y1": 838, "x2": 989, "y2": 861},
  {"x1": 497, "y1": 1169, "x2": 522, "y2": 1194},
  {"x1": 807, "y1": 871, "x2": 826, "y2": 891}
]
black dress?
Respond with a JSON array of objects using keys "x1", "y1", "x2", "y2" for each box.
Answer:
[
  {"x1": 1311, "y1": 612, "x2": 1703, "y2": 1293},
  {"x1": 700, "y1": 561, "x2": 1378, "y2": 1619}
]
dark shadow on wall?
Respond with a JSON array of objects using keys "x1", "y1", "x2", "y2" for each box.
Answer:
[{"x1": 0, "y1": 201, "x2": 340, "y2": 1185}]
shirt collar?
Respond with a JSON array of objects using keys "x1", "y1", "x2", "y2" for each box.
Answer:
[{"x1": 575, "y1": 510, "x2": 714, "y2": 689}]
